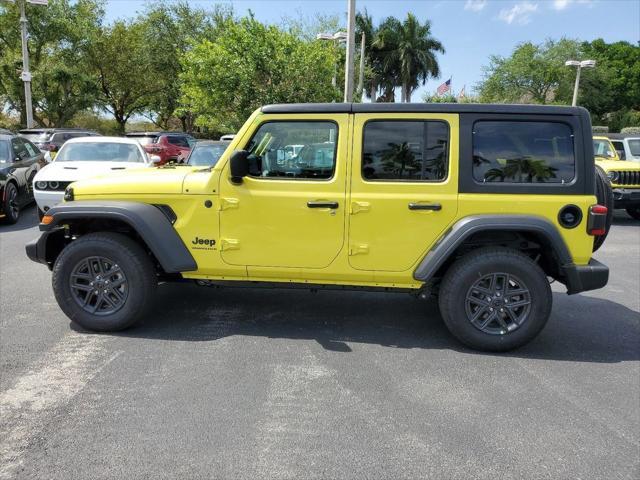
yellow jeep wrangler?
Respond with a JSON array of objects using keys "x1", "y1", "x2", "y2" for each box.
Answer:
[
  {"x1": 593, "y1": 136, "x2": 640, "y2": 220},
  {"x1": 27, "y1": 104, "x2": 611, "y2": 351}
]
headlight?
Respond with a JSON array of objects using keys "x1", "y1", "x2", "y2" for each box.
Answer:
[
  {"x1": 35, "y1": 181, "x2": 48, "y2": 190},
  {"x1": 606, "y1": 171, "x2": 619, "y2": 182},
  {"x1": 49, "y1": 181, "x2": 59, "y2": 190},
  {"x1": 64, "y1": 187, "x2": 74, "y2": 202}
]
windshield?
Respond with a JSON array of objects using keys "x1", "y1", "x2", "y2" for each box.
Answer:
[
  {"x1": 593, "y1": 139, "x2": 616, "y2": 159},
  {"x1": 628, "y1": 139, "x2": 640, "y2": 157},
  {"x1": 19, "y1": 131, "x2": 50, "y2": 143},
  {"x1": 0, "y1": 140, "x2": 9, "y2": 163},
  {"x1": 56, "y1": 142, "x2": 145, "y2": 163},
  {"x1": 187, "y1": 143, "x2": 228, "y2": 167},
  {"x1": 129, "y1": 136, "x2": 158, "y2": 146}
]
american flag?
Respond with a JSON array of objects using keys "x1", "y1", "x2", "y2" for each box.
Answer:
[{"x1": 436, "y1": 78, "x2": 451, "y2": 96}]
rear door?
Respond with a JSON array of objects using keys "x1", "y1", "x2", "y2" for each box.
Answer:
[{"x1": 348, "y1": 113, "x2": 459, "y2": 272}]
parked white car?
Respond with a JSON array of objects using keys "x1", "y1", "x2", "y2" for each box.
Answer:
[
  {"x1": 608, "y1": 135, "x2": 640, "y2": 162},
  {"x1": 33, "y1": 136, "x2": 159, "y2": 215}
]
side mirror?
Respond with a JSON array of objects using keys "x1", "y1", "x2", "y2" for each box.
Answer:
[
  {"x1": 230, "y1": 150, "x2": 249, "y2": 184},
  {"x1": 150, "y1": 155, "x2": 162, "y2": 165}
]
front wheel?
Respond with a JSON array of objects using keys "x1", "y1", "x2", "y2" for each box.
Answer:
[
  {"x1": 52, "y1": 232, "x2": 157, "y2": 331},
  {"x1": 625, "y1": 206, "x2": 640, "y2": 220},
  {"x1": 2, "y1": 182, "x2": 20, "y2": 224},
  {"x1": 438, "y1": 247, "x2": 552, "y2": 352}
]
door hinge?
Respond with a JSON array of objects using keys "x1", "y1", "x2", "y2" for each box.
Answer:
[
  {"x1": 349, "y1": 243, "x2": 369, "y2": 255},
  {"x1": 350, "y1": 201, "x2": 371, "y2": 215},
  {"x1": 220, "y1": 238, "x2": 240, "y2": 251},
  {"x1": 219, "y1": 197, "x2": 239, "y2": 211}
]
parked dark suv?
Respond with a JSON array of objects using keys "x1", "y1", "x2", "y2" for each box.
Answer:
[
  {"x1": 18, "y1": 128, "x2": 100, "y2": 160},
  {"x1": 125, "y1": 132, "x2": 195, "y2": 165}
]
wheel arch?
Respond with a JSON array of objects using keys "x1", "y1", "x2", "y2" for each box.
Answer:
[
  {"x1": 414, "y1": 215, "x2": 573, "y2": 284},
  {"x1": 28, "y1": 201, "x2": 197, "y2": 273}
]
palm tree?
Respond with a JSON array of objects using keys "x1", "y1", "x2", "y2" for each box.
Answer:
[{"x1": 374, "y1": 14, "x2": 444, "y2": 102}]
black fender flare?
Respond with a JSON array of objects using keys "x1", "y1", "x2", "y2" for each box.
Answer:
[
  {"x1": 413, "y1": 215, "x2": 573, "y2": 282},
  {"x1": 30, "y1": 201, "x2": 197, "y2": 273}
]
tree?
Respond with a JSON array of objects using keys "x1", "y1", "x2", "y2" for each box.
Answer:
[
  {"x1": 179, "y1": 16, "x2": 338, "y2": 134},
  {"x1": 0, "y1": 0, "x2": 103, "y2": 127},
  {"x1": 85, "y1": 21, "x2": 159, "y2": 133},
  {"x1": 477, "y1": 39, "x2": 581, "y2": 104},
  {"x1": 373, "y1": 13, "x2": 444, "y2": 103},
  {"x1": 140, "y1": 1, "x2": 228, "y2": 131}
]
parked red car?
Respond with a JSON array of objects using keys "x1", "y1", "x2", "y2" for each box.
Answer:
[{"x1": 125, "y1": 132, "x2": 195, "y2": 165}]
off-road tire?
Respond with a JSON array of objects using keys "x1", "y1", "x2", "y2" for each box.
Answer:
[
  {"x1": 593, "y1": 165, "x2": 613, "y2": 252},
  {"x1": 52, "y1": 232, "x2": 157, "y2": 331},
  {"x1": 438, "y1": 247, "x2": 552, "y2": 352},
  {"x1": 2, "y1": 182, "x2": 19, "y2": 224},
  {"x1": 625, "y1": 206, "x2": 640, "y2": 221}
]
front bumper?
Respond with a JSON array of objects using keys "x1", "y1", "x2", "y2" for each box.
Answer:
[
  {"x1": 25, "y1": 232, "x2": 51, "y2": 267},
  {"x1": 612, "y1": 188, "x2": 640, "y2": 208},
  {"x1": 563, "y1": 259, "x2": 609, "y2": 295}
]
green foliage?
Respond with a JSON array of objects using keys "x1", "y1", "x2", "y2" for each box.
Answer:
[
  {"x1": 477, "y1": 39, "x2": 581, "y2": 104},
  {"x1": 422, "y1": 93, "x2": 457, "y2": 103},
  {"x1": 621, "y1": 126, "x2": 640, "y2": 135},
  {"x1": 179, "y1": 16, "x2": 339, "y2": 133},
  {"x1": 84, "y1": 20, "x2": 160, "y2": 133},
  {"x1": 360, "y1": 13, "x2": 444, "y2": 103},
  {"x1": 0, "y1": 0, "x2": 104, "y2": 127},
  {"x1": 608, "y1": 110, "x2": 640, "y2": 133}
]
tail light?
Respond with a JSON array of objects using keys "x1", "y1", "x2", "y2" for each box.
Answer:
[{"x1": 587, "y1": 204, "x2": 608, "y2": 236}]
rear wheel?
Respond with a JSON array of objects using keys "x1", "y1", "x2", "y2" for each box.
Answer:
[
  {"x1": 52, "y1": 232, "x2": 157, "y2": 331},
  {"x1": 593, "y1": 165, "x2": 613, "y2": 252},
  {"x1": 2, "y1": 182, "x2": 19, "y2": 224},
  {"x1": 438, "y1": 247, "x2": 552, "y2": 352},
  {"x1": 625, "y1": 206, "x2": 640, "y2": 220}
]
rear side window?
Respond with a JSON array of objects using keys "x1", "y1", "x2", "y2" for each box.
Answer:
[
  {"x1": 167, "y1": 136, "x2": 190, "y2": 147},
  {"x1": 362, "y1": 121, "x2": 449, "y2": 181},
  {"x1": 473, "y1": 121, "x2": 575, "y2": 184}
]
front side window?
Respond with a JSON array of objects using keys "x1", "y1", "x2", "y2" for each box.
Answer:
[
  {"x1": 11, "y1": 138, "x2": 29, "y2": 160},
  {"x1": 245, "y1": 121, "x2": 337, "y2": 180},
  {"x1": 362, "y1": 121, "x2": 449, "y2": 181},
  {"x1": 56, "y1": 142, "x2": 145, "y2": 163},
  {"x1": 473, "y1": 121, "x2": 575, "y2": 184}
]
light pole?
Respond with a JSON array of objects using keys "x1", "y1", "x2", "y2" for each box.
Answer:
[
  {"x1": 343, "y1": 0, "x2": 356, "y2": 103},
  {"x1": 316, "y1": 31, "x2": 347, "y2": 92},
  {"x1": 565, "y1": 59, "x2": 596, "y2": 107},
  {"x1": 356, "y1": 32, "x2": 365, "y2": 101}
]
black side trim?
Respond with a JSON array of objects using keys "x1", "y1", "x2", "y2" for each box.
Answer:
[
  {"x1": 563, "y1": 259, "x2": 609, "y2": 295},
  {"x1": 25, "y1": 232, "x2": 50, "y2": 266},
  {"x1": 38, "y1": 201, "x2": 197, "y2": 273},
  {"x1": 413, "y1": 215, "x2": 573, "y2": 281}
]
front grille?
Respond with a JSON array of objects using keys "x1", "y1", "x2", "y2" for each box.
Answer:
[{"x1": 612, "y1": 170, "x2": 640, "y2": 187}]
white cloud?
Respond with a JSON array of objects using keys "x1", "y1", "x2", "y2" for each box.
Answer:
[
  {"x1": 552, "y1": 0, "x2": 593, "y2": 10},
  {"x1": 498, "y1": 2, "x2": 539, "y2": 25},
  {"x1": 464, "y1": 0, "x2": 487, "y2": 12}
]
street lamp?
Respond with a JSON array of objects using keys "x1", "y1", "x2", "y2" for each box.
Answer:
[
  {"x1": 316, "y1": 31, "x2": 348, "y2": 89},
  {"x1": 565, "y1": 59, "x2": 596, "y2": 107}
]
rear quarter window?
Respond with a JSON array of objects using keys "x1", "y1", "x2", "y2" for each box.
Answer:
[{"x1": 472, "y1": 121, "x2": 575, "y2": 184}]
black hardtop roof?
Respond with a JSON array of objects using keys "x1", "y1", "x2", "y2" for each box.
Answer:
[{"x1": 261, "y1": 102, "x2": 588, "y2": 116}]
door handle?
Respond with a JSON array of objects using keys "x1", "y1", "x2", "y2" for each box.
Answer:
[
  {"x1": 408, "y1": 202, "x2": 442, "y2": 211},
  {"x1": 307, "y1": 201, "x2": 339, "y2": 209}
]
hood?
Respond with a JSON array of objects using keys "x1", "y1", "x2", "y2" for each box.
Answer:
[
  {"x1": 70, "y1": 165, "x2": 201, "y2": 195},
  {"x1": 36, "y1": 161, "x2": 150, "y2": 182},
  {"x1": 595, "y1": 158, "x2": 640, "y2": 172}
]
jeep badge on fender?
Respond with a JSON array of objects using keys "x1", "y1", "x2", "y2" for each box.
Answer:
[{"x1": 26, "y1": 103, "x2": 610, "y2": 352}]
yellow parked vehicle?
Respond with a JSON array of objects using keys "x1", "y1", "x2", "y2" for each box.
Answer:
[
  {"x1": 26, "y1": 104, "x2": 611, "y2": 351},
  {"x1": 593, "y1": 136, "x2": 640, "y2": 219}
]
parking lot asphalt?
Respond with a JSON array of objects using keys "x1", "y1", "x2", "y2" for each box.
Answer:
[{"x1": 1, "y1": 205, "x2": 638, "y2": 480}]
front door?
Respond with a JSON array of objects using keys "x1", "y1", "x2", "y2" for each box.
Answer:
[
  {"x1": 348, "y1": 113, "x2": 459, "y2": 272},
  {"x1": 219, "y1": 116, "x2": 349, "y2": 270}
]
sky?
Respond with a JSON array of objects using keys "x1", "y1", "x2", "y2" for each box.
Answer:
[{"x1": 105, "y1": 0, "x2": 640, "y2": 101}]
